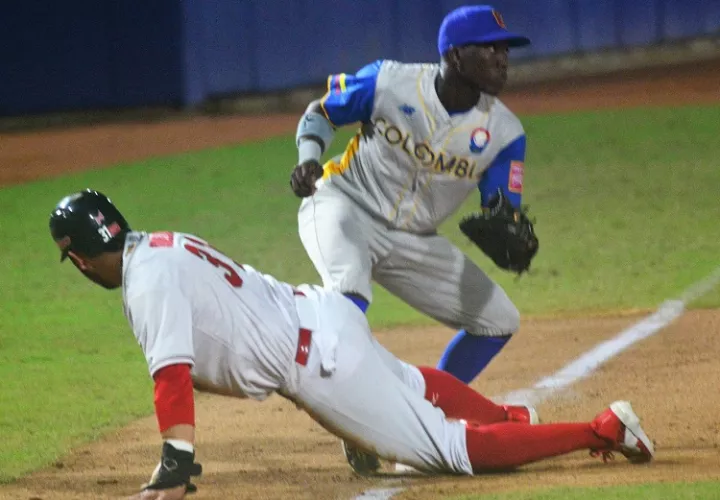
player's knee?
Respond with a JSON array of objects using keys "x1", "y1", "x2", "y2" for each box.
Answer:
[
  {"x1": 502, "y1": 302, "x2": 521, "y2": 335},
  {"x1": 489, "y1": 290, "x2": 520, "y2": 335},
  {"x1": 471, "y1": 299, "x2": 520, "y2": 337}
]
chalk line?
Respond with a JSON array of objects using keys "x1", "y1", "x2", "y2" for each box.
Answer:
[
  {"x1": 352, "y1": 266, "x2": 720, "y2": 499},
  {"x1": 500, "y1": 299, "x2": 685, "y2": 406},
  {"x1": 352, "y1": 487, "x2": 405, "y2": 499}
]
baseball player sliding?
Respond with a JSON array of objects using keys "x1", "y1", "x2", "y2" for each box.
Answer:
[
  {"x1": 49, "y1": 189, "x2": 652, "y2": 499},
  {"x1": 291, "y1": 4, "x2": 538, "y2": 390}
]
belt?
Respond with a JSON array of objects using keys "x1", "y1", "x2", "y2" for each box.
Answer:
[{"x1": 293, "y1": 289, "x2": 312, "y2": 367}]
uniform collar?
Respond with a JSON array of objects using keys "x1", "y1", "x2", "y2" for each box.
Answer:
[
  {"x1": 121, "y1": 231, "x2": 146, "y2": 289},
  {"x1": 120, "y1": 231, "x2": 147, "y2": 323},
  {"x1": 425, "y1": 65, "x2": 496, "y2": 125}
]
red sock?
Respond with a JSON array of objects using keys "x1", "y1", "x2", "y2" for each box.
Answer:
[
  {"x1": 419, "y1": 366, "x2": 507, "y2": 424},
  {"x1": 465, "y1": 421, "x2": 609, "y2": 471}
]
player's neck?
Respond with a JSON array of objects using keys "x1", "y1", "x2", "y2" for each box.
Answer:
[
  {"x1": 435, "y1": 71, "x2": 481, "y2": 114},
  {"x1": 104, "y1": 251, "x2": 125, "y2": 288}
]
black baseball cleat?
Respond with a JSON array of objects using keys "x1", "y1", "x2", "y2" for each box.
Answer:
[{"x1": 341, "y1": 440, "x2": 380, "y2": 477}]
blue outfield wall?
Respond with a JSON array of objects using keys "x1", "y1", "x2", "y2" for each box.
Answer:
[{"x1": 1, "y1": 0, "x2": 718, "y2": 116}]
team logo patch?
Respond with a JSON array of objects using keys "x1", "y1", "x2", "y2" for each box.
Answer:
[
  {"x1": 149, "y1": 231, "x2": 175, "y2": 248},
  {"x1": 509, "y1": 161, "x2": 524, "y2": 193},
  {"x1": 492, "y1": 10, "x2": 507, "y2": 29},
  {"x1": 469, "y1": 128, "x2": 491, "y2": 154},
  {"x1": 92, "y1": 211, "x2": 105, "y2": 225}
]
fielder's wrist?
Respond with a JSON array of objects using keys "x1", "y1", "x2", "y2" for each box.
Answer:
[{"x1": 298, "y1": 139, "x2": 322, "y2": 164}]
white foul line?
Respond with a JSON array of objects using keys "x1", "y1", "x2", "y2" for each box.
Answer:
[
  {"x1": 353, "y1": 487, "x2": 406, "y2": 499},
  {"x1": 353, "y1": 266, "x2": 720, "y2": 500},
  {"x1": 501, "y1": 299, "x2": 685, "y2": 407}
]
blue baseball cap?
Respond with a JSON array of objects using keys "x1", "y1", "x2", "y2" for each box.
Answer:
[{"x1": 438, "y1": 5, "x2": 531, "y2": 55}]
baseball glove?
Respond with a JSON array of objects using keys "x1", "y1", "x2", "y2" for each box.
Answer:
[{"x1": 459, "y1": 188, "x2": 539, "y2": 275}]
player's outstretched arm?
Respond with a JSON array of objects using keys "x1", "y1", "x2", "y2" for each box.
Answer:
[
  {"x1": 129, "y1": 364, "x2": 202, "y2": 499},
  {"x1": 291, "y1": 100, "x2": 329, "y2": 197}
]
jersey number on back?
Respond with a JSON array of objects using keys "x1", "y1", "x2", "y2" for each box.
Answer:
[{"x1": 183, "y1": 236, "x2": 244, "y2": 288}]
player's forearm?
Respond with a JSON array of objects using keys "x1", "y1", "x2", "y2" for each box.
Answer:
[
  {"x1": 296, "y1": 100, "x2": 335, "y2": 163},
  {"x1": 139, "y1": 364, "x2": 202, "y2": 495},
  {"x1": 153, "y1": 364, "x2": 196, "y2": 438}
]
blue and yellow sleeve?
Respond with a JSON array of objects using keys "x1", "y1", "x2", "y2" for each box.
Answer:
[
  {"x1": 478, "y1": 135, "x2": 526, "y2": 208},
  {"x1": 320, "y1": 59, "x2": 382, "y2": 126}
]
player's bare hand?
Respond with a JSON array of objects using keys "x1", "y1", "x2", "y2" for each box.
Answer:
[
  {"x1": 290, "y1": 160, "x2": 324, "y2": 197},
  {"x1": 127, "y1": 485, "x2": 187, "y2": 500}
]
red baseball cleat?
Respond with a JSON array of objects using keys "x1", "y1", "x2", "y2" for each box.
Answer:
[{"x1": 590, "y1": 401, "x2": 654, "y2": 464}]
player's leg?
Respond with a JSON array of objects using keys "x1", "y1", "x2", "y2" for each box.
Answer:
[
  {"x1": 296, "y1": 187, "x2": 387, "y2": 474},
  {"x1": 297, "y1": 187, "x2": 377, "y2": 311},
  {"x1": 340, "y1": 329, "x2": 523, "y2": 475},
  {"x1": 284, "y1": 291, "x2": 653, "y2": 474},
  {"x1": 464, "y1": 399, "x2": 654, "y2": 471},
  {"x1": 368, "y1": 337, "x2": 515, "y2": 425},
  {"x1": 284, "y1": 291, "x2": 474, "y2": 475},
  {"x1": 373, "y1": 231, "x2": 520, "y2": 384}
]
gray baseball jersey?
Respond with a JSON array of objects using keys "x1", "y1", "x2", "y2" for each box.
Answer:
[
  {"x1": 120, "y1": 230, "x2": 473, "y2": 474},
  {"x1": 297, "y1": 60, "x2": 524, "y2": 335},
  {"x1": 316, "y1": 59, "x2": 526, "y2": 233}
]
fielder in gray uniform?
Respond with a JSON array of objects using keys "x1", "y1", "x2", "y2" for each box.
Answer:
[{"x1": 291, "y1": 5, "x2": 538, "y2": 389}]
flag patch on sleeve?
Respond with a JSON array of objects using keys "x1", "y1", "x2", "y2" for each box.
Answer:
[{"x1": 509, "y1": 161, "x2": 524, "y2": 193}]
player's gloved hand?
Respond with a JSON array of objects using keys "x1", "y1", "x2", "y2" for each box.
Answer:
[
  {"x1": 131, "y1": 441, "x2": 202, "y2": 499},
  {"x1": 290, "y1": 159, "x2": 324, "y2": 197},
  {"x1": 459, "y1": 188, "x2": 539, "y2": 275}
]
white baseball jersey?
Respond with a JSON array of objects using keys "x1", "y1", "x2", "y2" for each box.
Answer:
[
  {"x1": 121, "y1": 231, "x2": 301, "y2": 400},
  {"x1": 318, "y1": 59, "x2": 526, "y2": 233},
  {"x1": 119, "y1": 230, "x2": 473, "y2": 475}
]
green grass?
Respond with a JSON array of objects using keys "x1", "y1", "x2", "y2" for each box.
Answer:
[
  {"x1": 452, "y1": 480, "x2": 720, "y2": 499},
  {"x1": 0, "y1": 103, "x2": 719, "y2": 481}
]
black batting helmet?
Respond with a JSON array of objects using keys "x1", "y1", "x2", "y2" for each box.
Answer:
[{"x1": 49, "y1": 189, "x2": 131, "y2": 262}]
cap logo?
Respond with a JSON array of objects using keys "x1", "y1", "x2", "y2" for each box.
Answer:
[
  {"x1": 92, "y1": 211, "x2": 105, "y2": 225},
  {"x1": 492, "y1": 10, "x2": 507, "y2": 29}
]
